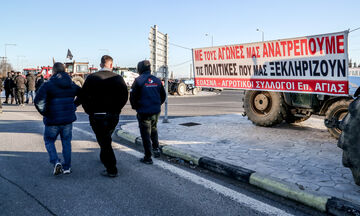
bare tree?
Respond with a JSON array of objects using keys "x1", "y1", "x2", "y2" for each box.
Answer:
[{"x1": 0, "y1": 59, "x2": 13, "y2": 79}]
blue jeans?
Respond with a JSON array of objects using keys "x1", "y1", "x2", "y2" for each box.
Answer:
[
  {"x1": 44, "y1": 123, "x2": 73, "y2": 170},
  {"x1": 26, "y1": 90, "x2": 35, "y2": 103}
]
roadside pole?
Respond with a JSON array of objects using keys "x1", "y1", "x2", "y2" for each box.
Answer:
[
  {"x1": 163, "y1": 33, "x2": 169, "y2": 123},
  {"x1": 163, "y1": 66, "x2": 169, "y2": 123},
  {"x1": 149, "y1": 25, "x2": 169, "y2": 123}
]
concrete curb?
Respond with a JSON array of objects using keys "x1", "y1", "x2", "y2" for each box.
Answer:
[{"x1": 115, "y1": 129, "x2": 360, "y2": 216}]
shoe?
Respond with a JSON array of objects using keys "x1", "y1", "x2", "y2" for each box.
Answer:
[
  {"x1": 100, "y1": 170, "x2": 118, "y2": 178},
  {"x1": 53, "y1": 163, "x2": 63, "y2": 176},
  {"x1": 140, "y1": 157, "x2": 153, "y2": 165},
  {"x1": 63, "y1": 168, "x2": 72, "y2": 174},
  {"x1": 153, "y1": 148, "x2": 161, "y2": 158}
]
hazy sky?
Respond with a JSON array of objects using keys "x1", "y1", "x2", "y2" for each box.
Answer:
[{"x1": 1, "y1": 0, "x2": 359, "y2": 77}]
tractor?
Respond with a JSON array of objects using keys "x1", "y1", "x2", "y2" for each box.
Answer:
[{"x1": 64, "y1": 61, "x2": 90, "y2": 87}]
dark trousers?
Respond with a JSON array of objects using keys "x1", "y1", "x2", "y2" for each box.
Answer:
[
  {"x1": 17, "y1": 89, "x2": 25, "y2": 104},
  {"x1": 5, "y1": 88, "x2": 14, "y2": 103},
  {"x1": 11, "y1": 88, "x2": 17, "y2": 104},
  {"x1": 89, "y1": 113, "x2": 119, "y2": 174},
  {"x1": 137, "y1": 113, "x2": 160, "y2": 159}
]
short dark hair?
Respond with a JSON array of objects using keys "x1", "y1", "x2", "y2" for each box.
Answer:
[
  {"x1": 137, "y1": 60, "x2": 151, "y2": 74},
  {"x1": 101, "y1": 55, "x2": 113, "y2": 65},
  {"x1": 53, "y1": 62, "x2": 65, "y2": 74}
]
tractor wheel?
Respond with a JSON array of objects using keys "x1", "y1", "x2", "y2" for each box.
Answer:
[
  {"x1": 72, "y1": 76, "x2": 84, "y2": 87},
  {"x1": 285, "y1": 112, "x2": 311, "y2": 124},
  {"x1": 337, "y1": 97, "x2": 360, "y2": 185},
  {"x1": 177, "y1": 83, "x2": 186, "y2": 96},
  {"x1": 192, "y1": 87, "x2": 199, "y2": 95},
  {"x1": 243, "y1": 90, "x2": 286, "y2": 126},
  {"x1": 325, "y1": 99, "x2": 351, "y2": 139}
]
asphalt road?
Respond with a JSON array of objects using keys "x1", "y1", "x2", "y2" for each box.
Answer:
[{"x1": 0, "y1": 92, "x2": 324, "y2": 216}]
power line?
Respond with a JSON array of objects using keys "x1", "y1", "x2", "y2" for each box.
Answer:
[
  {"x1": 350, "y1": 26, "x2": 360, "y2": 33},
  {"x1": 169, "y1": 60, "x2": 192, "y2": 67},
  {"x1": 169, "y1": 42, "x2": 192, "y2": 50}
]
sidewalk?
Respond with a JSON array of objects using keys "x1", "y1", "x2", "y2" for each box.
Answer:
[{"x1": 119, "y1": 114, "x2": 360, "y2": 212}]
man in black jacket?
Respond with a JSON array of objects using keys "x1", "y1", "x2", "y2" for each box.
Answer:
[
  {"x1": 35, "y1": 62, "x2": 81, "y2": 175},
  {"x1": 35, "y1": 72, "x2": 45, "y2": 92},
  {"x1": 4, "y1": 72, "x2": 14, "y2": 104},
  {"x1": 130, "y1": 60, "x2": 166, "y2": 164},
  {"x1": 80, "y1": 55, "x2": 128, "y2": 177}
]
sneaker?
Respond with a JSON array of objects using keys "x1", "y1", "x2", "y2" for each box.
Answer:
[
  {"x1": 100, "y1": 170, "x2": 118, "y2": 178},
  {"x1": 53, "y1": 163, "x2": 63, "y2": 176},
  {"x1": 153, "y1": 148, "x2": 161, "y2": 158},
  {"x1": 140, "y1": 157, "x2": 153, "y2": 165},
  {"x1": 63, "y1": 168, "x2": 72, "y2": 174}
]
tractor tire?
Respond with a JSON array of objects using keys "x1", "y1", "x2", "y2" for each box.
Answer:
[
  {"x1": 337, "y1": 97, "x2": 360, "y2": 185},
  {"x1": 243, "y1": 90, "x2": 286, "y2": 126},
  {"x1": 285, "y1": 112, "x2": 311, "y2": 124},
  {"x1": 72, "y1": 76, "x2": 84, "y2": 87},
  {"x1": 325, "y1": 99, "x2": 351, "y2": 139},
  {"x1": 177, "y1": 83, "x2": 186, "y2": 96},
  {"x1": 192, "y1": 87, "x2": 199, "y2": 95}
]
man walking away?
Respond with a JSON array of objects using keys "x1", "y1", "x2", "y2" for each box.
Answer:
[
  {"x1": 14, "y1": 72, "x2": 26, "y2": 106},
  {"x1": 80, "y1": 55, "x2": 128, "y2": 177},
  {"x1": 34, "y1": 62, "x2": 81, "y2": 175},
  {"x1": 130, "y1": 60, "x2": 166, "y2": 164},
  {"x1": 4, "y1": 72, "x2": 14, "y2": 104},
  {"x1": 25, "y1": 72, "x2": 36, "y2": 104}
]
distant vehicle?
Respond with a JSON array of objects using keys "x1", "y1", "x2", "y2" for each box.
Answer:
[
  {"x1": 65, "y1": 61, "x2": 90, "y2": 87},
  {"x1": 23, "y1": 68, "x2": 40, "y2": 75},
  {"x1": 40, "y1": 66, "x2": 53, "y2": 80},
  {"x1": 113, "y1": 67, "x2": 138, "y2": 87},
  {"x1": 349, "y1": 67, "x2": 360, "y2": 95},
  {"x1": 168, "y1": 79, "x2": 201, "y2": 96},
  {"x1": 89, "y1": 67, "x2": 98, "y2": 73}
]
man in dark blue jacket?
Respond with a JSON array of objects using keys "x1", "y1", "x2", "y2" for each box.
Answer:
[
  {"x1": 35, "y1": 62, "x2": 81, "y2": 175},
  {"x1": 130, "y1": 60, "x2": 166, "y2": 164}
]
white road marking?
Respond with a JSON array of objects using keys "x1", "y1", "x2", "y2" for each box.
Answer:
[
  {"x1": 13, "y1": 110, "x2": 294, "y2": 216},
  {"x1": 73, "y1": 126, "x2": 294, "y2": 216}
]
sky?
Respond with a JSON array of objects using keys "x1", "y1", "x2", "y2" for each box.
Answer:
[{"x1": 0, "y1": 0, "x2": 359, "y2": 78}]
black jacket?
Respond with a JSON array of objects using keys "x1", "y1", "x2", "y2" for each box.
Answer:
[
  {"x1": 4, "y1": 76, "x2": 15, "y2": 90},
  {"x1": 35, "y1": 75, "x2": 44, "y2": 92},
  {"x1": 34, "y1": 72, "x2": 81, "y2": 126},
  {"x1": 80, "y1": 69, "x2": 128, "y2": 115},
  {"x1": 130, "y1": 71, "x2": 166, "y2": 114}
]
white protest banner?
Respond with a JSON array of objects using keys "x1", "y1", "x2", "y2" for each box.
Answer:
[{"x1": 192, "y1": 31, "x2": 349, "y2": 95}]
